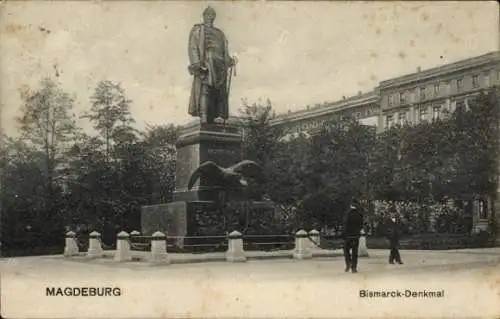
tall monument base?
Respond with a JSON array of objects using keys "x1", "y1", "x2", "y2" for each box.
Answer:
[
  {"x1": 173, "y1": 120, "x2": 243, "y2": 201},
  {"x1": 141, "y1": 200, "x2": 277, "y2": 251},
  {"x1": 141, "y1": 120, "x2": 244, "y2": 251}
]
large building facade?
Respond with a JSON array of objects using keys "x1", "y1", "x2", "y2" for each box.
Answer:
[
  {"x1": 269, "y1": 51, "x2": 500, "y2": 235},
  {"x1": 270, "y1": 91, "x2": 379, "y2": 137},
  {"x1": 379, "y1": 51, "x2": 500, "y2": 131},
  {"x1": 272, "y1": 51, "x2": 500, "y2": 135}
]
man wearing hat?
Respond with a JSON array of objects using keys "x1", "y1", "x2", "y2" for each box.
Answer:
[
  {"x1": 341, "y1": 199, "x2": 364, "y2": 273},
  {"x1": 385, "y1": 212, "x2": 404, "y2": 265},
  {"x1": 188, "y1": 6, "x2": 236, "y2": 124}
]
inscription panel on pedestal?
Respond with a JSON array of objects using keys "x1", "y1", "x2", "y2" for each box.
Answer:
[{"x1": 201, "y1": 142, "x2": 241, "y2": 166}]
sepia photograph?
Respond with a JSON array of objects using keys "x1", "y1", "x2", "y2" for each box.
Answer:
[{"x1": 0, "y1": 1, "x2": 499, "y2": 318}]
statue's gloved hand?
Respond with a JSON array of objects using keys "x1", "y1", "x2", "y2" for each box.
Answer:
[
  {"x1": 229, "y1": 56, "x2": 238, "y2": 67},
  {"x1": 188, "y1": 63, "x2": 208, "y2": 76}
]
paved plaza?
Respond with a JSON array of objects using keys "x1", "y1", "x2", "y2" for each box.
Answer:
[{"x1": 1, "y1": 248, "x2": 499, "y2": 318}]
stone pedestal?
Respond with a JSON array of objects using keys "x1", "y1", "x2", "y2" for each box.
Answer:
[
  {"x1": 150, "y1": 231, "x2": 170, "y2": 265},
  {"x1": 130, "y1": 230, "x2": 140, "y2": 236},
  {"x1": 308, "y1": 229, "x2": 320, "y2": 251},
  {"x1": 87, "y1": 231, "x2": 104, "y2": 259},
  {"x1": 494, "y1": 184, "x2": 500, "y2": 246},
  {"x1": 358, "y1": 230, "x2": 369, "y2": 257},
  {"x1": 293, "y1": 229, "x2": 312, "y2": 260},
  {"x1": 64, "y1": 231, "x2": 79, "y2": 257},
  {"x1": 226, "y1": 231, "x2": 246, "y2": 262},
  {"x1": 173, "y1": 121, "x2": 243, "y2": 202},
  {"x1": 141, "y1": 202, "x2": 189, "y2": 247},
  {"x1": 114, "y1": 231, "x2": 132, "y2": 262},
  {"x1": 141, "y1": 201, "x2": 224, "y2": 249},
  {"x1": 141, "y1": 120, "x2": 243, "y2": 249}
]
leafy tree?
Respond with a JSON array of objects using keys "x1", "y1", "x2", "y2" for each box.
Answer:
[
  {"x1": 369, "y1": 86, "x2": 500, "y2": 236},
  {"x1": 69, "y1": 80, "x2": 137, "y2": 231},
  {"x1": 0, "y1": 135, "x2": 64, "y2": 253},
  {"x1": 138, "y1": 124, "x2": 178, "y2": 204},
  {"x1": 239, "y1": 99, "x2": 283, "y2": 166},
  {"x1": 262, "y1": 114, "x2": 376, "y2": 230},
  {"x1": 238, "y1": 99, "x2": 286, "y2": 203},
  {"x1": 267, "y1": 132, "x2": 312, "y2": 207},
  {"x1": 371, "y1": 87, "x2": 500, "y2": 203},
  {"x1": 302, "y1": 117, "x2": 375, "y2": 228},
  {"x1": 15, "y1": 78, "x2": 77, "y2": 227},
  {"x1": 82, "y1": 80, "x2": 136, "y2": 162},
  {"x1": 65, "y1": 132, "x2": 107, "y2": 228}
]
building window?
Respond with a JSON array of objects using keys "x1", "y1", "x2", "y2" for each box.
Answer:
[
  {"x1": 409, "y1": 89, "x2": 414, "y2": 103},
  {"x1": 395, "y1": 93, "x2": 400, "y2": 105},
  {"x1": 479, "y1": 200, "x2": 488, "y2": 219},
  {"x1": 398, "y1": 112, "x2": 407, "y2": 125},
  {"x1": 433, "y1": 83, "x2": 440, "y2": 96},
  {"x1": 417, "y1": 107, "x2": 427, "y2": 122},
  {"x1": 472, "y1": 75, "x2": 479, "y2": 88},
  {"x1": 400, "y1": 92, "x2": 406, "y2": 104},
  {"x1": 484, "y1": 73, "x2": 490, "y2": 87},
  {"x1": 444, "y1": 81, "x2": 451, "y2": 94},
  {"x1": 432, "y1": 106, "x2": 441, "y2": 120},
  {"x1": 456, "y1": 100, "x2": 466, "y2": 112},
  {"x1": 388, "y1": 95, "x2": 393, "y2": 107},
  {"x1": 420, "y1": 87, "x2": 426, "y2": 100},
  {"x1": 456, "y1": 78, "x2": 463, "y2": 91},
  {"x1": 386, "y1": 115, "x2": 394, "y2": 128}
]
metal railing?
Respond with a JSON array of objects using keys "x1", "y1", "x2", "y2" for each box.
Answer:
[
  {"x1": 242, "y1": 234, "x2": 294, "y2": 251},
  {"x1": 127, "y1": 232, "x2": 346, "y2": 253},
  {"x1": 128, "y1": 233, "x2": 297, "y2": 253},
  {"x1": 129, "y1": 234, "x2": 229, "y2": 253}
]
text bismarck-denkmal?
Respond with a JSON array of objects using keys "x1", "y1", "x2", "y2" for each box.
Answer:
[
  {"x1": 359, "y1": 289, "x2": 445, "y2": 298},
  {"x1": 46, "y1": 287, "x2": 122, "y2": 297}
]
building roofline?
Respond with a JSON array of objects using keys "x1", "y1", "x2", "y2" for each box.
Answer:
[
  {"x1": 271, "y1": 91, "x2": 379, "y2": 125},
  {"x1": 379, "y1": 51, "x2": 500, "y2": 89}
]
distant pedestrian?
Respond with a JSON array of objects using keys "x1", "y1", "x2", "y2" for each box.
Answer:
[
  {"x1": 341, "y1": 200, "x2": 364, "y2": 273},
  {"x1": 386, "y1": 213, "x2": 404, "y2": 265}
]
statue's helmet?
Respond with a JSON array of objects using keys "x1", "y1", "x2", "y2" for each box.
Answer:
[{"x1": 203, "y1": 6, "x2": 216, "y2": 18}]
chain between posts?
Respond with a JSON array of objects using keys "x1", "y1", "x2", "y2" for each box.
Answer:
[
  {"x1": 108, "y1": 232, "x2": 349, "y2": 251},
  {"x1": 305, "y1": 233, "x2": 345, "y2": 249}
]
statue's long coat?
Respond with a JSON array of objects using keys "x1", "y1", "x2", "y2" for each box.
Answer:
[{"x1": 188, "y1": 23, "x2": 231, "y2": 119}]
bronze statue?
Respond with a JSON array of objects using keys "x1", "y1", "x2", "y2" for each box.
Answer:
[{"x1": 188, "y1": 6, "x2": 237, "y2": 124}]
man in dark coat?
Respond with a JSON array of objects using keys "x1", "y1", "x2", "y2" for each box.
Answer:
[
  {"x1": 341, "y1": 201, "x2": 364, "y2": 273},
  {"x1": 386, "y1": 213, "x2": 404, "y2": 264}
]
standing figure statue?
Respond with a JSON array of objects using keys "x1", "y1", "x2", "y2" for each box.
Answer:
[{"x1": 188, "y1": 6, "x2": 237, "y2": 124}]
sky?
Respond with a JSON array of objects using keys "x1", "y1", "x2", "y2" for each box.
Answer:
[{"x1": 0, "y1": 1, "x2": 498, "y2": 135}]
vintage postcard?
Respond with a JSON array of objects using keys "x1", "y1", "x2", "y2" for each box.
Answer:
[{"x1": 1, "y1": 1, "x2": 499, "y2": 318}]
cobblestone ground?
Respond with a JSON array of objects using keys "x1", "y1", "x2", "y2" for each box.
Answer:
[{"x1": 1, "y1": 248, "x2": 499, "y2": 318}]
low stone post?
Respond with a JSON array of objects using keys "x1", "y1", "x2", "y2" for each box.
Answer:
[
  {"x1": 358, "y1": 229, "x2": 369, "y2": 257},
  {"x1": 114, "y1": 231, "x2": 132, "y2": 262},
  {"x1": 130, "y1": 230, "x2": 140, "y2": 237},
  {"x1": 64, "y1": 231, "x2": 79, "y2": 257},
  {"x1": 87, "y1": 231, "x2": 104, "y2": 258},
  {"x1": 150, "y1": 231, "x2": 170, "y2": 265},
  {"x1": 293, "y1": 229, "x2": 312, "y2": 260},
  {"x1": 309, "y1": 229, "x2": 320, "y2": 251},
  {"x1": 226, "y1": 231, "x2": 246, "y2": 262}
]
